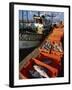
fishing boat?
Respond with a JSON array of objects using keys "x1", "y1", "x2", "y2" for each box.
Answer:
[
  {"x1": 19, "y1": 15, "x2": 52, "y2": 49},
  {"x1": 19, "y1": 22, "x2": 64, "y2": 79},
  {"x1": 19, "y1": 15, "x2": 52, "y2": 62}
]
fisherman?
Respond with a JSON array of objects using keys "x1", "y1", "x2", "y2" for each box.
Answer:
[{"x1": 33, "y1": 16, "x2": 44, "y2": 34}]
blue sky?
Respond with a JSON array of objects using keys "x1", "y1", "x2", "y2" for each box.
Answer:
[{"x1": 19, "y1": 10, "x2": 64, "y2": 22}]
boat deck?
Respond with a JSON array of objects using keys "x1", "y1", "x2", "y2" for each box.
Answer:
[{"x1": 19, "y1": 23, "x2": 64, "y2": 79}]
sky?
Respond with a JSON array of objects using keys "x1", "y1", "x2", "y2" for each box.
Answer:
[{"x1": 19, "y1": 10, "x2": 64, "y2": 23}]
